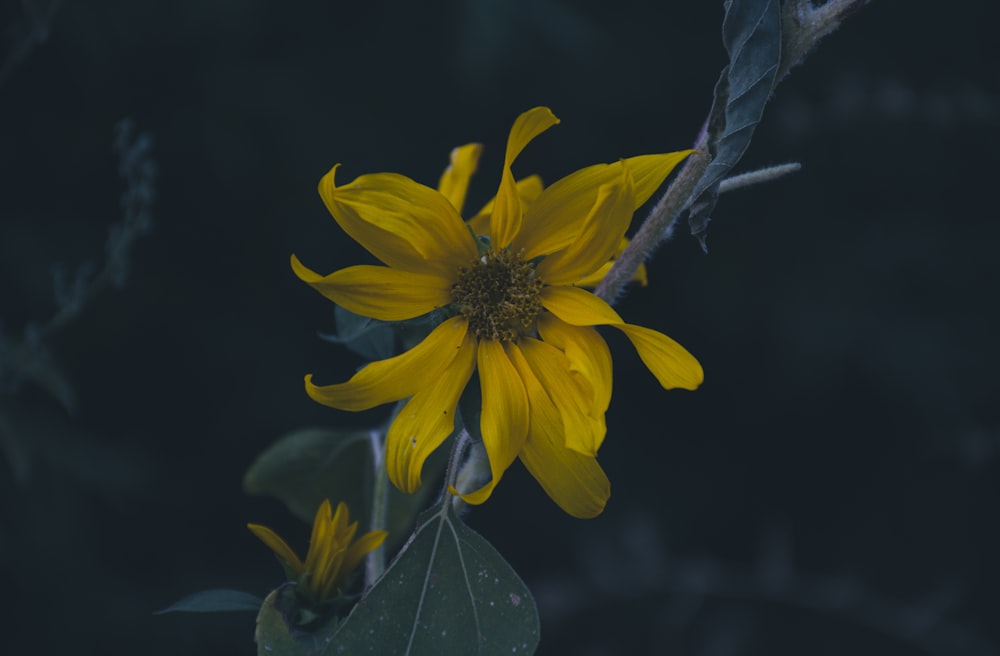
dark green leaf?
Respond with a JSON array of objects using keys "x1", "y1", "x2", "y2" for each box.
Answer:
[
  {"x1": 155, "y1": 589, "x2": 262, "y2": 614},
  {"x1": 243, "y1": 427, "x2": 448, "y2": 553},
  {"x1": 688, "y1": 0, "x2": 781, "y2": 250},
  {"x1": 254, "y1": 589, "x2": 316, "y2": 656},
  {"x1": 243, "y1": 428, "x2": 373, "y2": 525},
  {"x1": 320, "y1": 305, "x2": 396, "y2": 361},
  {"x1": 322, "y1": 500, "x2": 540, "y2": 655}
]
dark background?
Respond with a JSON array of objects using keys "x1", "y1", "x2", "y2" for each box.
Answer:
[{"x1": 1, "y1": 1, "x2": 997, "y2": 654}]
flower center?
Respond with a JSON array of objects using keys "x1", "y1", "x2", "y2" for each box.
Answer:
[{"x1": 451, "y1": 248, "x2": 543, "y2": 342}]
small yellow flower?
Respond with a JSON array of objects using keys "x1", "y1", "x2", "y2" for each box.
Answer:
[
  {"x1": 248, "y1": 500, "x2": 387, "y2": 603},
  {"x1": 293, "y1": 107, "x2": 704, "y2": 518}
]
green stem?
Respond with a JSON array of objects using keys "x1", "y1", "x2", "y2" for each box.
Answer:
[{"x1": 364, "y1": 428, "x2": 389, "y2": 588}]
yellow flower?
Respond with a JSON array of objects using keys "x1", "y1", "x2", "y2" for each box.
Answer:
[
  {"x1": 248, "y1": 500, "x2": 387, "y2": 603},
  {"x1": 292, "y1": 107, "x2": 703, "y2": 518}
]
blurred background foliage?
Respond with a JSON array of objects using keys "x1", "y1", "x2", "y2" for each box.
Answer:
[{"x1": 1, "y1": 0, "x2": 997, "y2": 654}]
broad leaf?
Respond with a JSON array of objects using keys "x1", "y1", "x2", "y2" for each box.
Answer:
[
  {"x1": 254, "y1": 589, "x2": 319, "y2": 656},
  {"x1": 319, "y1": 305, "x2": 396, "y2": 361},
  {"x1": 688, "y1": 0, "x2": 781, "y2": 250},
  {"x1": 155, "y1": 588, "x2": 262, "y2": 614},
  {"x1": 322, "y1": 500, "x2": 540, "y2": 655},
  {"x1": 243, "y1": 427, "x2": 447, "y2": 552},
  {"x1": 244, "y1": 428, "x2": 373, "y2": 526}
]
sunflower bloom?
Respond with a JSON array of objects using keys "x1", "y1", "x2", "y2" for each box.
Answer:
[
  {"x1": 293, "y1": 107, "x2": 703, "y2": 518},
  {"x1": 248, "y1": 499, "x2": 387, "y2": 603}
]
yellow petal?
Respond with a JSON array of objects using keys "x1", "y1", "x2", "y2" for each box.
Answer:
[
  {"x1": 491, "y1": 107, "x2": 560, "y2": 249},
  {"x1": 518, "y1": 336, "x2": 604, "y2": 456},
  {"x1": 437, "y1": 143, "x2": 483, "y2": 215},
  {"x1": 507, "y1": 345, "x2": 610, "y2": 518},
  {"x1": 304, "y1": 499, "x2": 334, "y2": 576},
  {"x1": 540, "y1": 287, "x2": 704, "y2": 391},
  {"x1": 519, "y1": 434, "x2": 610, "y2": 519},
  {"x1": 615, "y1": 323, "x2": 704, "y2": 390},
  {"x1": 290, "y1": 257, "x2": 454, "y2": 321},
  {"x1": 247, "y1": 523, "x2": 304, "y2": 573},
  {"x1": 305, "y1": 318, "x2": 470, "y2": 411},
  {"x1": 315, "y1": 546, "x2": 348, "y2": 600},
  {"x1": 534, "y1": 162, "x2": 635, "y2": 285},
  {"x1": 540, "y1": 285, "x2": 624, "y2": 327},
  {"x1": 537, "y1": 314, "x2": 613, "y2": 422},
  {"x1": 467, "y1": 175, "x2": 544, "y2": 237},
  {"x1": 458, "y1": 340, "x2": 529, "y2": 505},
  {"x1": 340, "y1": 529, "x2": 389, "y2": 583},
  {"x1": 319, "y1": 165, "x2": 477, "y2": 276},
  {"x1": 386, "y1": 330, "x2": 477, "y2": 493},
  {"x1": 514, "y1": 151, "x2": 693, "y2": 260}
]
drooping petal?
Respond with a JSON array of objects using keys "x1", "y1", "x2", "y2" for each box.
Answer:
[
  {"x1": 319, "y1": 165, "x2": 477, "y2": 276},
  {"x1": 541, "y1": 287, "x2": 704, "y2": 391},
  {"x1": 467, "y1": 175, "x2": 544, "y2": 237},
  {"x1": 386, "y1": 330, "x2": 477, "y2": 493},
  {"x1": 247, "y1": 524, "x2": 304, "y2": 573},
  {"x1": 305, "y1": 318, "x2": 470, "y2": 411},
  {"x1": 514, "y1": 151, "x2": 694, "y2": 259},
  {"x1": 575, "y1": 238, "x2": 648, "y2": 288},
  {"x1": 534, "y1": 162, "x2": 635, "y2": 285},
  {"x1": 540, "y1": 285, "x2": 625, "y2": 327},
  {"x1": 491, "y1": 107, "x2": 560, "y2": 249},
  {"x1": 537, "y1": 314, "x2": 613, "y2": 424},
  {"x1": 506, "y1": 344, "x2": 610, "y2": 518},
  {"x1": 519, "y1": 336, "x2": 604, "y2": 456},
  {"x1": 290, "y1": 256, "x2": 454, "y2": 321},
  {"x1": 615, "y1": 323, "x2": 704, "y2": 390},
  {"x1": 458, "y1": 340, "x2": 529, "y2": 505},
  {"x1": 437, "y1": 143, "x2": 483, "y2": 215}
]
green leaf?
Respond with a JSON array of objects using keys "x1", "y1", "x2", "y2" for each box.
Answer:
[
  {"x1": 243, "y1": 428, "x2": 448, "y2": 553},
  {"x1": 320, "y1": 305, "x2": 396, "y2": 361},
  {"x1": 244, "y1": 428, "x2": 373, "y2": 525},
  {"x1": 323, "y1": 500, "x2": 540, "y2": 655},
  {"x1": 254, "y1": 588, "x2": 317, "y2": 656},
  {"x1": 155, "y1": 589, "x2": 263, "y2": 614},
  {"x1": 688, "y1": 0, "x2": 782, "y2": 251}
]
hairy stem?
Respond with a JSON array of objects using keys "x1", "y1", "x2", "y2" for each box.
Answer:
[{"x1": 595, "y1": 129, "x2": 709, "y2": 304}]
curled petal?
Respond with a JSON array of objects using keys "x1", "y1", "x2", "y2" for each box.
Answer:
[
  {"x1": 507, "y1": 344, "x2": 611, "y2": 518},
  {"x1": 458, "y1": 340, "x2": 530, "y2": 505},
  {"x1": 537, "y1": 314, "x2": 613, "y2": 422},
  {"x1": 519, "y1": 336, "x2": 604, "y2": 456},
  {"x1": 305, "y1": 319, "x2": 470, "y2": 411},
  {"x1": 491, "y1": 107, "x2": 560, "y2": 249},
  {"x1": 514, "y1": 151, "x2": 694, "y2": 259},
  {"x1": 386, "y1": 331, "x2": 477, "y2": 493},
  {"x1": 318, "y1": 165, "x2": 477, "y2": 276},
  {"x1": 534, "y1": 162, "x2": 635, "y2": 285},
  {"x1": 437, "y1": 143, "x2": 483, "y2": 215},
  {"x1": 291, "y1": 256, "x2": 454, "y2": 321}
]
